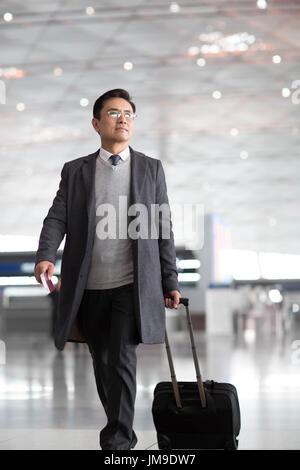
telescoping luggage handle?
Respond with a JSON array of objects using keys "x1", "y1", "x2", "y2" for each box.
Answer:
[{"x1": 164, "y1": 297, "x2": 207, "y2": 409}]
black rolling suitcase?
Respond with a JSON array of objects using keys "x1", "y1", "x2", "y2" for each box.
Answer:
[{"x1": 152, "y1": 297, "x2": 241, "y2": 450}]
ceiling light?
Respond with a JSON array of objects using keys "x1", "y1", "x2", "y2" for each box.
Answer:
[
  {"x1": 3, "y1": 12, "x2": 13, "y2": 22},
  {"x1": 210, "y1": 45, "x2": 220, "y2": 54},
  {"x1": 281, "y1": 88, "x2": 290, "y2": 98},
  {"x1": 268, "y1": 289, "x2": 282, "y2": 304},
  {"x1": 86, "y1": 6, "x2": 95, "y2": 15},
  {"x1": 53, "y1": 67, "x2": 63, "y2": 76},
  {"x1": 272, "y1": 55, "x2": 281, "y2": 64},
  {"x1": 212, "y1": 90, "x2": 222, "y2": 99},
  {"x1": 237, "y1": 43, "x2": 248, "y2": 51},
  {"x1": 80, "y1": 98, "x2": 89, "y2": 107},
  {"x1": 268, "y1": 217, "x2": 277, "y2": 227},
  {"x1": 0, "y1": 67, "x2": 25, "y2": 79},
  {"x1": 199, "y1": 31, "x2": 255, "y2": 56},
  {"x1": 257, "y1": 0, "x2": 267, "y2": 9},
  {"x1": 170, "y1": 3, "x2": 180, "y2": 13},
  {"x1": 123, "y1": 61, "x2": 133, "y2": 71},
  {"x1": 247, "y1": 35, "x2": 256, "y2": 44},
  {"x1": 240, "y1": 150, "x2": 248, "y2": 159},
  {"x1": 16, "y1": 102, "x2": 25, "y2": 111},
  {"x1": 196, "y1": 58, "x2": 206, "y2": 67},
  {"x1": 188, "y1": 46, "x2": 199, "y2": 56},
  {"x1": 201, "y1": 45, "x2": 210, "y2": 54}
]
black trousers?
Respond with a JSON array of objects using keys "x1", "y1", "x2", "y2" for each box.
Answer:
[{"x1": 77, "y1": 282, "x2": 140, "y2": 450}]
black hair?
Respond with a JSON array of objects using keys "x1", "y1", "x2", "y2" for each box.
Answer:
[{"x1": 93, "y1": 88, "x2": 136, "y2": 119}]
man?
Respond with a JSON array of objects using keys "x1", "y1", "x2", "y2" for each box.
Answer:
[{"x1": 34, "y1": 89, "x2": 181, "y2": 450}]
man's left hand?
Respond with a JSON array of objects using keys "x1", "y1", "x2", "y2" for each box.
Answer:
[{"x1": 164, "y1": 290, "x2": 181, "y2": 309}]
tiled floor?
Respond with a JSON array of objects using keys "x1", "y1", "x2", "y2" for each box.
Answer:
[{"x1": 0, "y1": 318, "x2": 300, "y2": 450}]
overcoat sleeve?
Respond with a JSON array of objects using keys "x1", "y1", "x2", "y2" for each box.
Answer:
[
  {"x1": 35, "y1": 163, "x2": 68, "y2": 265},
  {"x1": 156, "y1": 160, "x2": 180, "y2": 294}
]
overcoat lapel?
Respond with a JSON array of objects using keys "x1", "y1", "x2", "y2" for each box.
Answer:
[
  {"x1": 82, "y1": 150, "x2": 97, "y2": 221},
  {"x1": 129, "y1": 146, "x2": 148, "y2": 206}
]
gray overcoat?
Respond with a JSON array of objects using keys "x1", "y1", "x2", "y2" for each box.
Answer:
[{"x1": 35, "y1": 146, "x2": 179, "y2": 350}]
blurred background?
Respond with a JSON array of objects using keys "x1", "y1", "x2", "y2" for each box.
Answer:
[{"x1": 0, "y1": 0, "x2": 300, "y2": 450}]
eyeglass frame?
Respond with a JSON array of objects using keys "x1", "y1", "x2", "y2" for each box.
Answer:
[{"x1": 105, "y1": 109, "x2": 137, "y2": 120}]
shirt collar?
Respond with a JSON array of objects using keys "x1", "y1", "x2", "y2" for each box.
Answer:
[{"x1": 99, "y1": 146, "x2": 130, "y2": 162}]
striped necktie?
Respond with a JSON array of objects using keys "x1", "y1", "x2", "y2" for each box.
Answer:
[{"x1": 110, "y1": 154, "x2": 121, "y2": 166}]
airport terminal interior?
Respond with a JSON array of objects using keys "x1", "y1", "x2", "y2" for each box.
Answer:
[{"x1": 1, "y1": 0, "x2": 300, "y2": 450}]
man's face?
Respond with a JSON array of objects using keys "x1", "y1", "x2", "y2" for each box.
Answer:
[{"x1": 92, "y1": 97, "x2": 135, "y2": 145}]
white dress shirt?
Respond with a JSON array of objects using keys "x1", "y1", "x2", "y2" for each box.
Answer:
[{"x1": 98, "y1": 146, "x2": 130, "y2": 167}]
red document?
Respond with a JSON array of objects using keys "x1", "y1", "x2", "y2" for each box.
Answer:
[{"x1": 40, "y1": 272, "x2": 55, "y2": 293}]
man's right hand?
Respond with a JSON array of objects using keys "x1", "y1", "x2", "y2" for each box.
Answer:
[{"x1": 34, "y1": 261, "x2": 55, "y2": 285}]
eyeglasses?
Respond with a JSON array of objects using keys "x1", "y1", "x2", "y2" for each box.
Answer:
[{"x1": 106, "y1": 110, "x2": 137, "y2": 120}]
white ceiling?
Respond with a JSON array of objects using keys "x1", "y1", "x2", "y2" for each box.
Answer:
[{"x1": 1, "y1": 0, "x2": 300, "y2": 254}]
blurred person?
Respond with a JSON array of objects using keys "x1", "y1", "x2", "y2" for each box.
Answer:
[{"x1": 34, "y1": 89, "x2": 180, "y2": 450}]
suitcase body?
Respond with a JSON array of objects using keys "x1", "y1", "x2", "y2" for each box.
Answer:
[
  {"x1": 151, "y1": 298, "x2": 241, "y2": 450},
  {"x1": 152, "y1": 380, "x2": 240, "y2": 450}
]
